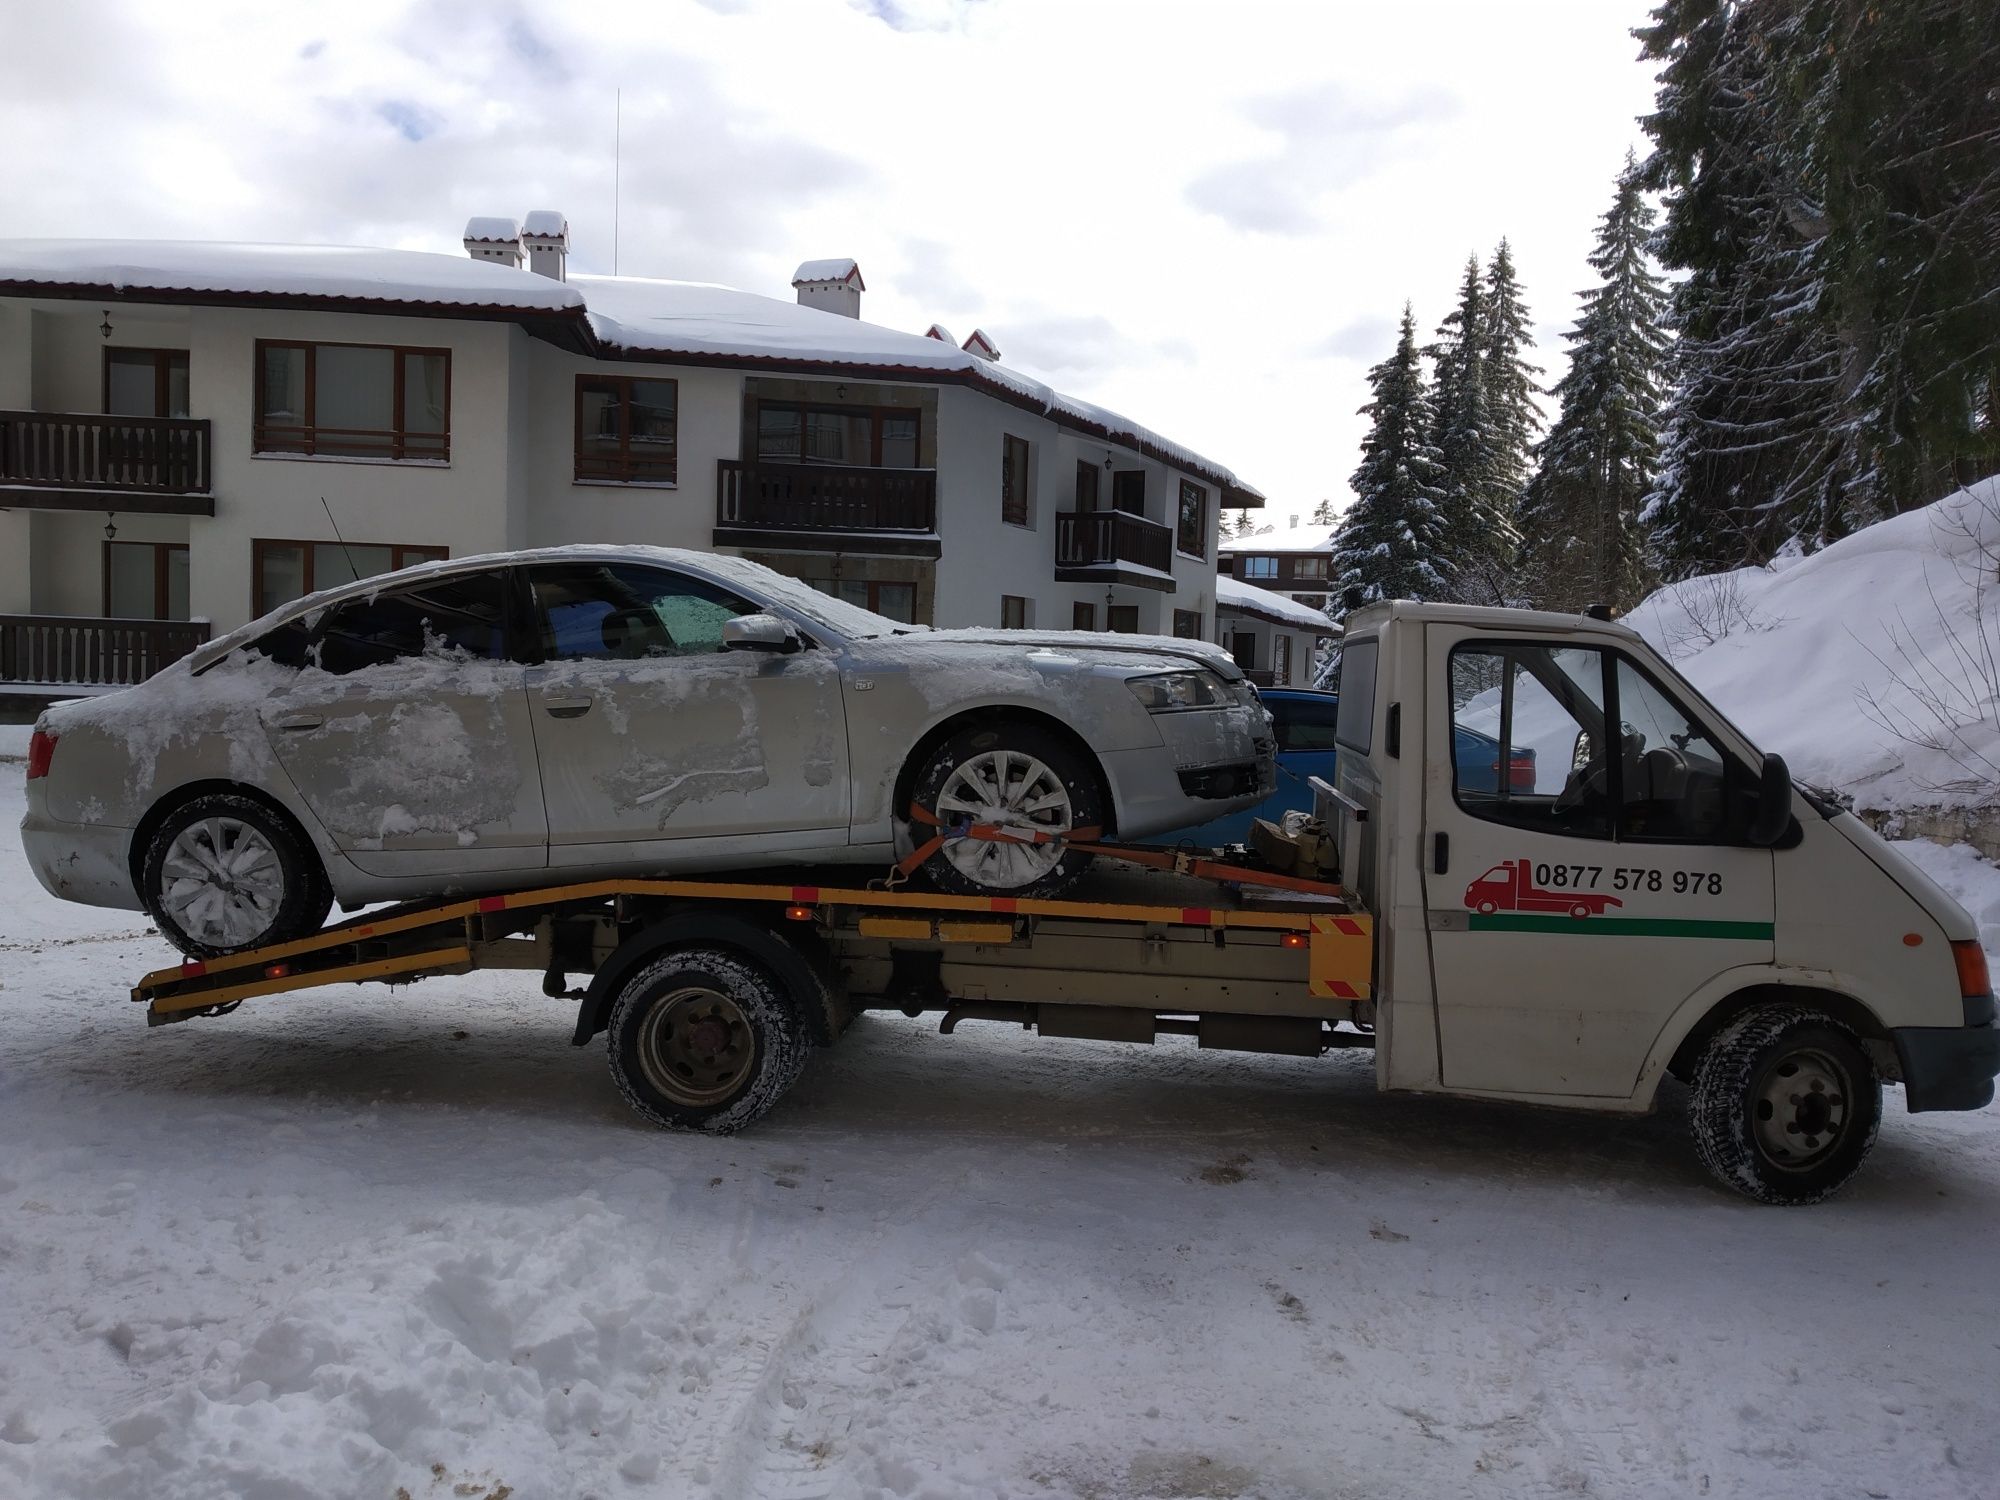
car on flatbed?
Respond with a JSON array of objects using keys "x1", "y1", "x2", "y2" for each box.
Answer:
[{"x1": 22, "y1": 546, "x2": 1275, "y2": 956}]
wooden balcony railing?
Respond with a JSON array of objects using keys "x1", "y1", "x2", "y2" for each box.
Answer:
[
  {"x1": 0, "y1": 615, "x2": 211, "y2": 688},
  {"x1": 717, "y1": 459, "x2": 937, "y2": 534},
  {"x1": 1055, "y1": 509, "x2": 1174, "y2": 574},
  {"x1": 0, "y1": 411, "x2": 211, "y2": 494}
]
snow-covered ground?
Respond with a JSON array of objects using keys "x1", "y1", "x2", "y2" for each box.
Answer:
[{"x1": 2, "y1": 776, "x2": 1999, "y2": 1498}]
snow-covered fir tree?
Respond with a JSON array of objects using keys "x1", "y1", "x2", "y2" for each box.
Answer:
[
  {"x1": 1516, "y1": 153, "x2": 1670, "y2": 614},
  {"x1": 1479, "y1": 239, "x2": 1543, "y2": 518},
  {"x1": 1426, "y1": 256, "x2": 1501, "y2": 589},
  {"x1": 1331, "y1": 306, "x2": 1451, "y2": 611},
  {"x1": 1310, "y1": 498, "x2": 1336, "y2": 527}
]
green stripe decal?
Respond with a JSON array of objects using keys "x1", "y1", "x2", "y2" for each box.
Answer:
[{"x1": 1466, "y1": 914, "x2": 1775, "y2": 941}]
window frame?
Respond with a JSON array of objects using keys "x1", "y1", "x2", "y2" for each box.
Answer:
[
  {"x1": 1072, "y1": 601, "x2": 1095, "y2": 630},
  {"x1": 1177, "y1": 478, "x2": 1208, "y2": 560},
  {"x1": 1106, "y1": 604, "x2": 1140, "y2": 634},
  {"x1": 574, "y1": 374, "x2": 680, "y2": 485},
  {"x1": 1172, "y1": 608, "x2": 1201, "y2": 640},
  {"x1": 102, "y1": 347, "x2": 190, "y2": 419},
  {"x1": 1074, "y1": 460, "x2": 1100, "y2": 513},
  {"x1": 1001, "y1": 434, "x2": 1033, "y2": 528},
  {"x1": 1242, "y1": 555, "x2": 1279, "y2": 580},
  {"x1": 253, "y1": 338, "x2": 452, "y2": 463},
  {"x1": 1000, "y1": 594, "x2": 1030, "y2": 629},
  {"x1": 101, "y1": 539, "x2": 189, "y2": 621},
  {"x1": 252, "y1": 536, "x2": 450, "y2": 617},
  {"x1": 752, "y1": 399, "x2": 923, "y2": 469}
]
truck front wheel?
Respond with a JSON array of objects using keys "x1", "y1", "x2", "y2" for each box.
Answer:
[
  {"x1": 606, "y1": 948, "x2": 809, "y2": 1134},
  {"x1": 1689, "y1": 1004, "x2": 1882, "y2": 1204}
]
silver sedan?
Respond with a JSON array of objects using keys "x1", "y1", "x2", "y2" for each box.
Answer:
[{"x1": 23, "y1": 547, "x2": 1275, "y2": 956}]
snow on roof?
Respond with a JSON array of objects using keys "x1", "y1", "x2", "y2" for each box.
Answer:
[
  {"x1": 1217, "y1": 574, "x2": 1339, "y2": 634},
  {"x1": 924, "y1": 323, "x2": 957, "y2": 344},
  {"x1": 520, "y1": 210, "x2": 567, "y2": 240},
  {"x1": 463, "y1": 217, "x2": 522, "y2": 244},
  {"x1": 1219, "y1": 528, "x2": 1333, "y2": 553},
  {"x1": 0, "y1": 238, "x2": 582, "y2": 312},
  {"x1": 792, "y1": 258, "x2": 863, "y2": 288}
]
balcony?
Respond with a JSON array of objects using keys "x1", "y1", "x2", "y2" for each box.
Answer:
[
  {"x1": 0, "y1": 411, "x2": 215, "y2": 516},
  {"x1": 0, "y1": 614, "x2": 212, "y2": 693},
  {"x1": 1054, "y1": 509, "x2": 1175, "y2": 591},
  {"x1": 715, "y1": 460, "x2": 940, "y2": 557}
]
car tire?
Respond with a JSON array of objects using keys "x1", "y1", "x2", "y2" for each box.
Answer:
[
  {"x1": 1688, "y1": 1003, "x2": 1882, "y2": 1205},
  {"x1": 139, "y1": 792, "x2": 333, "y2": 959},
  {"x1": 606, "y1": 948, "x2": 810, "y2": 1134},
  {"x1": 907, "y1": 722, "x2": 1104, "y2": 899}
]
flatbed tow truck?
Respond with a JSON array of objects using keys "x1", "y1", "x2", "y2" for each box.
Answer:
[{"x1": 129, "y1": 602, "x2": 1999, "y2": 1204}]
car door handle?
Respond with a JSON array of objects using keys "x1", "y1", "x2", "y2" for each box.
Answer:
[
  {"x1": 275, "y1": 714, "x2": 323, "y2": 732},
  {"x1": 543, "y1": 697, "x2": 593, "y2": 719}
]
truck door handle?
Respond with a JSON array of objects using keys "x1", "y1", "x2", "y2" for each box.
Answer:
[
  {"x1": 275, "y1": 713, "x2": 323, "y2": 732},
  {"x1": 1433, "y1": 832, "x2": 1449, "y2": 874},
  {"x1": 543, "y1": 697, "x2": 593, "y2": 719}
]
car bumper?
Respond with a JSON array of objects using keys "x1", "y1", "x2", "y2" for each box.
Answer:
[
  {"x1": 1893, "y1": 1018, "x2": 2000, "y2": 1113},
  {"x1": 1101, "y1": 706, "x2": 1277, "y2": 839},
  {"x1": 21, "y1": 796, "x2": 142, "y2": 911}
]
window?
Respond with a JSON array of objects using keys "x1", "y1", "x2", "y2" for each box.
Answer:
[
  {"x1": 255, "y1": 340, "x2": 449, "y2": 461},
  {"x1": 1072, "y1": 601, "x2": 1095, "y2": 631},
  {"x1": 576, "y1": 376, "x2": 678, "y2": 483},
  {"x1": 1074, "y1": 461, "x2": 1100, "y2": 512},
  {"x1": 1243, "y1": 556, "x2": 1278, "y2": 580},
  {"x1": 253, "y1": 539, "x2": 449, "y2": 616},
  {"x1": 1296, "y1": 556, "x2": 1329, "y2": 581},
  {"x1": 1177, "y1": 479, "x2": 1208, "y2": 558},
  {"x1": 1449, "y1": 643, "x2": 1612, "y2": 839},
  {"x1": 755, "y1": 402, "x2": 920, "y2": 468},
  {"x1": 1000, "y1": 594, "x2": 1030, "y2": 629},
  {"x1": 312, "y1": 571, "x2": 511, "y2": 675},
  {"x1": 1111, "y1": 470, "x2": 1146, "y2": 516},
  {"x1": 1001, "y1": 435, "x2": 1032, "y2": 526},
  {"x1": 1107, "y1": 605, "x2": 1139, "y2": 634},
  {"x1": 1610, "y1": 657, "x2": 1757, "y2": 843},
  {"x1": 1173, "y1": 609, "x2": 1201, "y2": 639},
  {"x1": 1333, "y1": 639, "x2": 1377, "y2": 753},
  {"x1": 819, "y1": 578, "x2": 916, "y2": 624},
  {"x1": 104, "y1": 349, "x2": 189, "y2": 418},
  {"x1": 1273, "y1": 634, "x2": 1293, "y2": 684},
  {"x1": 530, "y1": 563, "x2": 760, "y2": 661},
  {"x1": 1273, "y1": 696, "x2": 1340, "y2": 752},
  {"x1": 1228, "y1": 632, "x2": 1256, "y2": 670},
  {"x1": 103, "y1": 541, "x2": 189, "y2": 620}
]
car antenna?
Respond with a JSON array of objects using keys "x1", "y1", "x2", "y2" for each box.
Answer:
[{"x1": 320, "y1": 496, "x2": 363, "y2": 584}]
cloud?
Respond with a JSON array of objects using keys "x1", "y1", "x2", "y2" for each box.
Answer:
[
  {"x1": 850, "y1": 0, "x2": 985, "y2": 32},
  {"x1": 1308, "y1": 314, "x2": 1398, "y2": 362},
  {"x1": 375, "y1": 100, "x2": 443, "y2": 144},
  {"x1": 1184, "y1": 160, "x2": 1323, "y2": 237}
]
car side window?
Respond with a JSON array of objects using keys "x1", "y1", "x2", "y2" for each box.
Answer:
[
  {"x1": 1450, "y1": 643, "x2": 1612, "y2": 839},
  {"x1": 1274, "y1": 697, "x2": 1340, "y2": 752},
  {"x1": 530, "y1": 563, "x2": 761, "y2": 661},
  {"x1": 311, "y1": 570, "x2": 512, "y2": 675},
  {"x1": 1611, "y1": 657, "x2": 1758, "y2": 843}
]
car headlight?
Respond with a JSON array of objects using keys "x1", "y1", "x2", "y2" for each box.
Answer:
[{"x1": 1127, "y1": 669, "x2": 1226, "y2": 712}]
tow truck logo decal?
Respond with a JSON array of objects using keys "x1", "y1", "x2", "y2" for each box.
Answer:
[
  {"x1": 1460, "y1": 858, "x2": 1775, "y2": 941},
  {"x1": 1465, "y1": 859, "x2": 1622, "y2": 920}
]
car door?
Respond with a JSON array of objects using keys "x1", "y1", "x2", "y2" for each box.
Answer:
[
  {"x1": 1419, "y1": 624, "x2": 1775, "y2": 1098},
  {"x1": 520, "y1": 559, "x2": 851, "y2": 867},
  {"x1": 258, "y1": 566, "x2": 549, "y2": 878}
]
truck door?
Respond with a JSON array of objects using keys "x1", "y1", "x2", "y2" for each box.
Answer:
[{"x1": 1419, "y1": 626, "x2": 1775, "y2": 1098}]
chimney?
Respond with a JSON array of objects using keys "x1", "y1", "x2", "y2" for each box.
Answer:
[
  {"x1": 962, "y1": 328, "x2": 1001, "y2": 361},
  {"x1": 924, "y1": 323, "x2": 957, "y2": 346},
  {"x1": 520, "y1": 210, "x2": 569, "y2": 281},
  {"x1": 792, "y1": 258, "x2": 864, "y2": 318},
  {"x1": 463, "y1": 217, "x2": 523, "y2": 268}
]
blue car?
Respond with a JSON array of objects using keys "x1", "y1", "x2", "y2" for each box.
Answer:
[{"x1": 1159, "y1": 688, "x2": 1533, "y2": 847}]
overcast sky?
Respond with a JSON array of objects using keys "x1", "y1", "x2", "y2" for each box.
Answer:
[{"x1": 0, "y1": 0, "x2": 1660, "y2": 529}]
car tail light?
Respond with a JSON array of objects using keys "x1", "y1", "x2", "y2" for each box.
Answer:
[
  {"x1": 25, "y1": 729, "x2": 57, "y2": 781},
  {"x1": 1492, "y1": 752, "x2": 1535, "y2": 795},
  {"x1": 1952, "y1": 940, "x2": 1992, "y2": 1000}
]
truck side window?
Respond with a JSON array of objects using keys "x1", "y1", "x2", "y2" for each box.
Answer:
[
  {"x1": 1333, "y1": 640, "x2": 1376, "y2": 753},
  {"x1": 1449, "y1": 644, "x2": 1612, "y2": 839},
  {"x1": 1611, "y1": 657, "x2": 1756, "y2": 843}
]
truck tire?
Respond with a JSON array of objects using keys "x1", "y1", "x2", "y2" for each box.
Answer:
[
  {"x1": 606, "y1": 947, "x2": 809, "y2": 1134},
  {"x1": 1689, "y1": 1003, "x2": 1881, "y2": 1204},
  {"x1": 140, "y1": 791, "x2": 332, "y2": 958},
  {"x1": 907, "y1": 722, "x2": 1102, "y2": 898}
]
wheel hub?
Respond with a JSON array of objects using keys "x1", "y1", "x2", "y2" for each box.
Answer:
[
  {"x1": 158, "y1": 816, "x2": 286, "y2": 948},
  {"x1": 934, "y1": 748, "x2": 1073, "y2": 890},
  {"x1": 635, "y1": 987, "x2": 755, "y2": 1107},
  {"x1": 1752, "y1": 1048, "x2": 1850, "y2": 1170}
]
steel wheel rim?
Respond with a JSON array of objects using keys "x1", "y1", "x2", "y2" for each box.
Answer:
[
  {"x1": 636, "y1": 986, "x2": 756, "y2": 1107},
  {"x1": 935, "y1": 748, "x2": 1073, "y2": 888},
  {"x1": 159, "y1": 816, "x2": 286, "y2": 948},
  {"x1": 1751, "y1": 1046, "x2": 1853, "y2": 1172}
]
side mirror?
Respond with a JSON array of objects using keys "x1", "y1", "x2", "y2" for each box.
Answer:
[
  {"x1": 722, "y1": 613, "x2": 798, "y2": 653},
  {"x1": 1571, "y1": 729, "x2": 1596, "y2": 773},
  {"x1": 1748, "y1": 752, "x2": 1794, "y2": 846}
]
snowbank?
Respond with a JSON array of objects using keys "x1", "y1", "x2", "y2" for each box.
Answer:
[{"x1": 1624, "y1": 476, "x2": 2000, "y2": 811}]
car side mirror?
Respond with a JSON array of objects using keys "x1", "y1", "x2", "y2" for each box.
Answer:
[
  {"x1": 1748, "y1": 752, "x2": 1794, "y2": 846},
  {"x1": 722, "y1": 613, "x2": 799, "y2": 653},
  {"x1": 1571, "y1": 729, "x2": 1595, "y2": 773}
]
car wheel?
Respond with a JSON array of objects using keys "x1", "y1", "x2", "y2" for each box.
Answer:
[
  {"x1": 908, "y1": 722, "x2": 1104, "y2": 898},
  {"x1": 1689, "y1": 1004, "x2": 1882, "y2": 1204},
  {"x1": 140, "y1": 791, "x2": 333, "y2": 958},
  {"x1": 606, "y1": 948, "x2": 810, "y2": 1133}
]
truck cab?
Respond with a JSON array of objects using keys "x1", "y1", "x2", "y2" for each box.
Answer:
[{"x1": 1330, "y1": 601, "x2": 1997, "y2": 1203}]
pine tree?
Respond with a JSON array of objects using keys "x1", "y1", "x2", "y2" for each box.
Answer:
[
  {"x1": 1331, "y1": 306, "x2": 1452, "y2": 610},
  {"x1": 1479, "y1": 238, "x2": 1543, "y2": 529},
  {"x1": 1517, "y1": 153, "x2": 1671, "y2": 613},
  {"x1": 1310, "y1": 498, "x2": 1336, "y2": 527},
  {"x1": 1426, "y1": 256, "x2": 1495, "y2": 582}
]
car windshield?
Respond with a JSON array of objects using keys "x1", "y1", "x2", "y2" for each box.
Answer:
[{"x1": 686, "y1": 554, "x2": 918, "y2": 641}]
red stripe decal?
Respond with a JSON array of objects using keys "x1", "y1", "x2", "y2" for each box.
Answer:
[
  {"x1": 791, "y1": 886, "x2": 820, "y2": 903},
  {"x1": 1329, "y1": 980, "x2": 1359, "y2": 999},
  {"x1": 477, "y1": 897, "x2": 506, "y2": 913},
  {"x1": 355, "y1": 926, "x2": 375, "y2": 937},
  {"x1": 1335, "y1": 918, "x2": 1364, "y2": 936},
  {"x1": 180, "y1": 960, "x2": 206, "y2": 978},
  {"x1": 988, "y1": 898, "x2": 1018, "y2": 913},
  {"x1": 1181, "y1": 908, "x2": 1213, "y2": 926}
]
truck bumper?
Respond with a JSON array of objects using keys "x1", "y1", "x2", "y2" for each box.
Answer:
[{"x1": 1892, "y1": 1021, "x2": 2000, "y2": 1113}]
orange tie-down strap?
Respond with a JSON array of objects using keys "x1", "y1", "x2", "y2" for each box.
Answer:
[{"x1": 898, "y1": 802, "x2": 1343, "y2": 898}]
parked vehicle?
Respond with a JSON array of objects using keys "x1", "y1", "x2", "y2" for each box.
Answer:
[{"x1": 23, "y1": 547, "x2": 1274, "y2": 955}]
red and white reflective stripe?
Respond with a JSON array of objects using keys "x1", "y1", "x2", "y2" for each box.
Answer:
[
  {"x1": 1180, "y1": 908, "x2": 1215, "y2": 926},
  {"x1": 791, "y1": 886, "x2": 821, "y2": 904},
  {"x1": 1324, "y1": 980, "x2": 1361, "y2": 999},
  {"x1": 477, "y1": 897, "x2": 507, "y2": 913},
  {"x1": 1331, "y1": 917, "x2": 1366, "y2": 936}
]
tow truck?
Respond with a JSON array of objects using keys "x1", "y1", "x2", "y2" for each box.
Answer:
[{"x1": 127, "y1": 602, "x2": 1998, "y2": 1204}]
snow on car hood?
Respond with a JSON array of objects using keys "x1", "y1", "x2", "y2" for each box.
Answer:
[{"x1": 895, "y1": 629, "x2": 1245, "y2": 680}]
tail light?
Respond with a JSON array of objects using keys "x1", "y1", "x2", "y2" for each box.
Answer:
[
  {"x1": 1952, "y1": 940, "x2": 1992, "y2": 1000},
  {"x1": 1492, "y1": 752, "x2": 1536, "y2": 795},
  {"x1": 25, "y1": 729, "x2": 57, "y2": 781}
]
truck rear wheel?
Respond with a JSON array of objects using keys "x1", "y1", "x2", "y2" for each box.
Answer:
[
  {"x1": 1689, "y1": 1003, "x2": 1881, "y2": 1204},
  {"x1": 606, "y1": 948, "x2": 809, "y2": 1134}
]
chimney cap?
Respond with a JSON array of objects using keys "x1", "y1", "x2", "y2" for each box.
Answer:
[
  {"x1": 792, "y1": 257, "x2": 864, "y2": 290},
  {"x1": 463, "y1": 216, "x2": 522, "y2": 244},
  {"x1": 520, "y1": 209, "x2": 568, "y2": 242},
  {"x1": 923, "y1": 323, "x2": 957, "y2": 345},
  {"x1": 962, "y1": 327, "x2": 1001, "y2": 361}
]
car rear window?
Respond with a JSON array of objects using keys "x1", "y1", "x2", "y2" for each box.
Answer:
[{"x1": 1334, "y1": 640, "x2": 1377, "y2": 753}]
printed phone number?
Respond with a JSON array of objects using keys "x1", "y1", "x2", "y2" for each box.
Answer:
[{"x1": 1534, "y1": 863, "x2": 1724, "y2": 896}]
